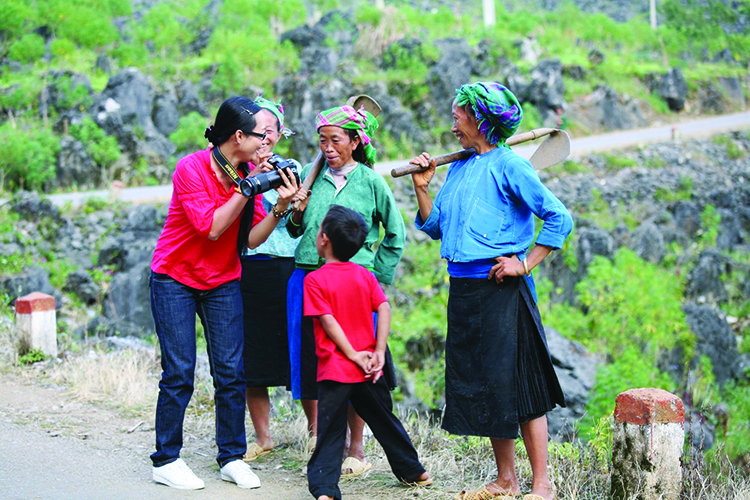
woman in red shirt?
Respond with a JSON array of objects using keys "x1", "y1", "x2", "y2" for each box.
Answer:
[{"x1": 150, "y1": 96, "x2": 304, "y2": 491}]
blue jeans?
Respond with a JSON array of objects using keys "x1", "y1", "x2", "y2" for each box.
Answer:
[{"x1": 149, "y1": 272, "x2": 246, "y2": 467}]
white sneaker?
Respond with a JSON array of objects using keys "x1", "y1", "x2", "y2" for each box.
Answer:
[
  {"x1": 220, "y1": 459, "x2": 261, "y2": 489},
  {"x1": 153, "y1": 458, "x2": 205, "y2": 490}
]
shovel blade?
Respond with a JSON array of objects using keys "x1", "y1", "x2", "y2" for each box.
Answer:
[
  {"x1": 345, "y1": 95, "x2": 382, "y2": 117},
  {"x1": 529, "y1": 130, "x2": 571, "y2": 170}
]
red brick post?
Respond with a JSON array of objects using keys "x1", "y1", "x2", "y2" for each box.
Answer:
[
  {"x1": 611, "y1": 388, "x2": 685, "y2": 499},
  {"x1": 15, "y1": 292, "x2": 57, "y2": 358}
]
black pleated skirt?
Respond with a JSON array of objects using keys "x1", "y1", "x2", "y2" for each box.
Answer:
[
  {"x1": 442, "y1": 275, "x2": 565, "y2": 439},
  {"x1": 240, "y1": 257, "x2": 295, "y2": 388}
]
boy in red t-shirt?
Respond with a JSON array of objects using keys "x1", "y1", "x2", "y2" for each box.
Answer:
[{"x1": 304, "y1": 205, "x2": 431, "y2": 500}]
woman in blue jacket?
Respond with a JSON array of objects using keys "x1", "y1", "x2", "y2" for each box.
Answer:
[{"x1": 409, "y1": 82, "x2": 573, "y2": 500}]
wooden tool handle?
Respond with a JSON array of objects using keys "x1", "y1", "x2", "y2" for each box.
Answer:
[
  {"x1": 292, "y1": 151, "x2": 324, "y2": 211},
  {"x1": 389, "y1": 128, "x2": 560, "y2": 178},
  {"x1": 390, "y1": 149, "x2": 476, "y2": 178}
]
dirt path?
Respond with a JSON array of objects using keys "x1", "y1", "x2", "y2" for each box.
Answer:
[
  {"x1": 0, "y1": 371, "x2": 309, "y2": 500},
  {"x1": 0, "y1": 369, "x2": 448, "y2": 499}
]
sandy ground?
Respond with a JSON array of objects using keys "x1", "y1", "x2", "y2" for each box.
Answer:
[{"x1": 0, "y1": 369, "x2": 446, "y2": 500}]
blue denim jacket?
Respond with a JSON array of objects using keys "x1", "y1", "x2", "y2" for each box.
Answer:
[{"x1": 415, "y1": 147, "x2": 573, "y2": 296}]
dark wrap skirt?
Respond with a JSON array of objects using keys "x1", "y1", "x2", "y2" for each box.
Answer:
[
  {"x1": 442, "y1": 275, "x2": 565, "y2": 439},
  {"x1": 240, "y1": 256, "x2": 295, "y2": 388}
]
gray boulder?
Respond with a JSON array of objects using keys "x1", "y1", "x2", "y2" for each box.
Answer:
[
  {"x1": 0, "y1": 267, "x2": 62, "y2": 308},
  {"x1": 683, "y1": 303, "x2": 742, "y2": 385},
  {"x1": 651, "y1": 68, "x2": 689, "y2": 112},
  {"x1": 577, "y1": 226, "x2": 616, "y2": 270},
  {"x1": 719, "y1": 77, "x2": 745, "y2": 106},
  {"x1": 64, "y1": 269, "x2": 99, "y2": 305},
  {"x1": 98, "y1": 205, "x2": 162, "y2": 272},
  {"x1": 428, "y1": 38, "x2": 473, "y2": 115},
  {"x1": 176, "y1": 80, "x2": 208, "y2": 116},
  {"x1": 280, "y1": 24, "x2": 326, "y2": 49},
  {"x1": 546, "y1": 327, "x2": 601, "y2": 441},
  {"x1": 568, "y1": 85, "x2": 646, "y2": 131},
  {"x1": 685, "y1": 250, "x2": 728, "y2": 303},
  {"x1": 103, "y1": 261, "x2": 153, "y2": 333},
  {"x1": 526, "y1": 59, "x2": 565, "y2": 111},
  {"x1": 275, "y1": 76, "x2": 349, "y2": 161},
  {"x1": 629, "y1": 221, "x2": 665, "y2": 263},
  {"x1": 152, "y1": 85, "x2": 180, "y2": 137},
  {"x1": 56, "y1": 137, "x2": 100, "y2": 189},
  {"x1": 699, "y1": 83, "x2": 727, "y2": 114},
  {"x1": 93, "y1": 68, "x2": 175, "y2": 161}
]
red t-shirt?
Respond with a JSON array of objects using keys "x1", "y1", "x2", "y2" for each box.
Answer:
[
  {"x1": 151, "y1": 149, "x2": 266, "y2": 289},
  {"x1": 303, "y1": 261, "x2": 388, "y2": 383}
]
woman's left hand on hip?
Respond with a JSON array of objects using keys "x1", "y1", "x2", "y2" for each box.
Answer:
[{"x1": 488, "y1": 255, "x2": 524, "y2": 283}]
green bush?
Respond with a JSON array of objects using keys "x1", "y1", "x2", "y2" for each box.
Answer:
[
  {"x1": 0, "y1": 122, "x2": 60, "y2": 192},
  {"x1": 69, "y1": 117, "x2": 121, "y2": 168},
  {"x1": 8, "y1": 33, "x2": 45, "y2": 63},
  {"x1": 545, "y1": 248, "x2": 695, "y2": 364},
  {"x1": 169, "y1": 112, "x2": 210, "y2": 153}
]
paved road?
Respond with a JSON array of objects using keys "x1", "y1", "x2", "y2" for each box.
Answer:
[{"x1": 12, "y1": 111, "x2": 750, "y2": 208}]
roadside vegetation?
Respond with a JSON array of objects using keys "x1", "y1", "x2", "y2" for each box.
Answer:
[{"x1": 1, "y1": 0, "x2": 748, "y2": 192}]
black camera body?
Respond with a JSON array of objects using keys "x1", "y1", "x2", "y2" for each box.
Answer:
[{"x1": 238, "y1": 154, "x2": 301, "y2": 197}]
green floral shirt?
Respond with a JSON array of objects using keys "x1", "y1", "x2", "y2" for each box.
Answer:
[{"x1": 287, "y1": 162, "x2": 405, "y2": 284}]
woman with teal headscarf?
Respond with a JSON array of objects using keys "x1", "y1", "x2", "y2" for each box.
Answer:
[
  {"x1": 409, "y1": 82, "x2": 573, "y2": 500},
  {"x1": 239, "y1": 95, "x2": 301, "y2": 463}
]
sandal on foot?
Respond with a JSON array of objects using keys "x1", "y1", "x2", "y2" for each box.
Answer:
[
  {"x1": 243, "y1": 442, "x2": 272, "y2": 462},
  {"x1": 401, "y1": 474, "x2": 433, "y2": 487},
  {"x1": 522, "y1": 495, "x2": 557, "y2": 500},
  {"x1": 340, "y1": 456, "x2": 372, "y2": 478},
  {"x1": 455, "y1": 485, "x2": 518, "y2": 500}
]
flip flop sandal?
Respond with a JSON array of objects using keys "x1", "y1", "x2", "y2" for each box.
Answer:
[
  {"x1": 243, "y1": 442, "x2": 272, "y2": 462},
  {"x1": 340, "y1": 456, "x2": 372, "y2": 478},
  {"x1": 455, "y1": 485, "x2": 518, "y2": 500},
  {"x1": 400, "y1": 475, "x2": 434, "y2": 487}
]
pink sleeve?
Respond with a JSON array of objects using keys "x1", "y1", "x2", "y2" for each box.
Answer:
[
  {"x1": 251, "y1": 195, "x2": 267, "y2": 227},
  {"x1": 369, "y1": 272, "x2": 388, "y2": 311},
  {"x1": 304, "y1": 273, "x2": 332, "y2": 317},
  {"x1": 173, "y1": 156, "x2": 215, "y2": 238}
]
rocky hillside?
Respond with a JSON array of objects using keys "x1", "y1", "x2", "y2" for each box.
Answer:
[{"x1": 0, "y1": 0, "x2": 747, "y2": 192}]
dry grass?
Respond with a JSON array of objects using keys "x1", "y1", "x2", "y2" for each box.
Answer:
[
  {"x1": 50, "y1": 348, "x2": 160, "y2": 412},
  {"x1": 1, "y1": 318, "x2": 748, "y2": 499}
]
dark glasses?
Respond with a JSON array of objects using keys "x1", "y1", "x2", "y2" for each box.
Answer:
[{"x1": 245, "y1": 130, "x2": 267, "y2": 140}]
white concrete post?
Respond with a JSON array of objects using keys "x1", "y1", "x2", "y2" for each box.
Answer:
[
  {"x1": 611, "y1": 388, "x2": 684, "y2": 500},
  {"x1": 15, "y1": 292, "x2": 57, "y2": 358}
]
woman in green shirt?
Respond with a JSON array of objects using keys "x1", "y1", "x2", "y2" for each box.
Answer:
[{"x1": 287, "y1": 105, "x2": 405, "y2": 476}]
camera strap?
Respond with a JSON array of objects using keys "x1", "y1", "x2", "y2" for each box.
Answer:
[{"x1": 211, "y1": 146, "x2": 246, "y2": 190}]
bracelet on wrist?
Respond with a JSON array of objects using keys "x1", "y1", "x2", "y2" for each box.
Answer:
[
  {"x1": 522, "y1": 258, "x2": 530, "y2": 277},
  {"x1": 271, "y1": 204, "x2": 291, "y2": 219}
]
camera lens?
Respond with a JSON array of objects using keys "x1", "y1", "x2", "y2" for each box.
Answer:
[{"x1": 238, "y1": 156, "x2": 300, "y2": 197}]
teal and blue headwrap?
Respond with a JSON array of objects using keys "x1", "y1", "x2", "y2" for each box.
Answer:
[{"x1": 454, "y1": 82, "x2": 523, "y2": 147}]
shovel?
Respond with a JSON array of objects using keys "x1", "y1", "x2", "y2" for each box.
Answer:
[
  {"x1": 389, "y1": 128, "x2": 571, "y2": 178},
  {"x1": 293, "y1": 95, "x2": 382, "y2": 210}
]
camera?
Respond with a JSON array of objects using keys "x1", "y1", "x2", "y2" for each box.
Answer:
[{"x1": 238, "y1": 154, "x2": 301, "y2": 197}]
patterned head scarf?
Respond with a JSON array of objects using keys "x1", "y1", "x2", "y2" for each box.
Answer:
[
  {"x1": 315, "y1": 105, "x2": 379, "y2": 166},
  {"x1": 454, "y1": 82, "x2": 523, "y2": 147},
  {"x1": 254, "y1": 95, "x2": 294, "y2": 138}
]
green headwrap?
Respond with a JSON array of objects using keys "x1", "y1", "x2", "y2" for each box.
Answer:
[{"x1": 455, "y1": 82, "x2": 523, "y2": 147}]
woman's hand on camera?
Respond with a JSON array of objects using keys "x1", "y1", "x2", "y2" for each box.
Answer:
[
  {"x1": 410, "y1": 152, "x2": 436, "y2": 188},
  {"x1": 248, "y1": 150, "x2": 274, "y2": 176},
  {"x1": 273, "y1": 167, "x2": 299, "y2": 211}
]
